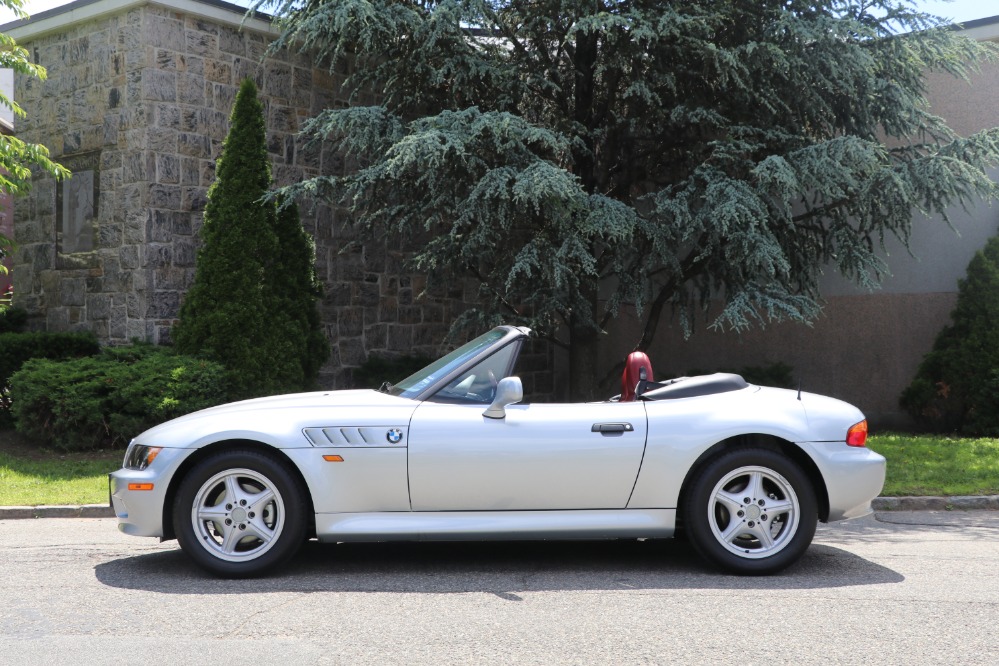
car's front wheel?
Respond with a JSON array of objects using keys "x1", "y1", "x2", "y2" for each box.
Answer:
[
  {"x1": 173, "y1": 449, "x2": 307, "y2": 577},
  {"x1": 683, "y1": 448, "x2": 817, "y2": 575}
]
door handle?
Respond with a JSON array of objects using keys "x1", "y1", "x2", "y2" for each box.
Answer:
[{"x1": 591, "y1": 422, "x2": 634, "y2": 434}]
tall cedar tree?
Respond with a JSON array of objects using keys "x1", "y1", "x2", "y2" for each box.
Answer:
[
  {"x1": 174, "y1": 79, "x2": 327, "y2": 398},
  {"x1": 901, "y1": 235, "x2": 999, "y2": 435},
  {"x1": 1, "y1": 0, "x2": 70, "y2": 276},
  {"x1": 256, "y1": 0, "x2": 999, "y2": 399}
]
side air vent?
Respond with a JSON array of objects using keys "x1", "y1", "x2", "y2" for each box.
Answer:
[{"x1": 303, "y1": 427, "x2": 408, "y2": 447}]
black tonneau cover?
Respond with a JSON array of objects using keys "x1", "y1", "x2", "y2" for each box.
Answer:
[{"x1": 639, "y1": 373, "x2": 749, "y2": 401}]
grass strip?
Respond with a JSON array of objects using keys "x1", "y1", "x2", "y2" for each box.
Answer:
[
  {"x1": 0, "y1": 441, "x2": 121, "y2": 506},
  {"x1": 868, "y1": 433, "x2": 999, "y2": 497}
]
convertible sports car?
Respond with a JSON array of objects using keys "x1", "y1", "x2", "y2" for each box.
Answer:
[{"x1": 110, "y1": 325, "x2": 885, "y2": 577}]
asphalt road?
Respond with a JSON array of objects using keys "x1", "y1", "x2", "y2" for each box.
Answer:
[{"x1": 1, "y1": 512, "x2": 998, "y2": 665}]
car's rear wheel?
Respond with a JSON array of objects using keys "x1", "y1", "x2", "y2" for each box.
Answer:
[
  {"x1": 173, "y1": 449, "x2": 307, "y2": 578},
  {"x1": 683, "y1": 448, "x2": 817, "y2": 575}
]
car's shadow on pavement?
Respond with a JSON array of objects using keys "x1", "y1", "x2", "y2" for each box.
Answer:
[{"x1": 94, "y1": 537, "x2": 903, "y2": 595}]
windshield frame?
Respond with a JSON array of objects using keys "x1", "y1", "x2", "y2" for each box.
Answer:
[{"x1": 387, "y1": 326, "x2": 530, "y2": 402}]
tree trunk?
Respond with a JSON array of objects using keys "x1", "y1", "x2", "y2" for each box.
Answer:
[
  {"x1": 568, "y1": 322, "x2": 601, "y2": 402},
  {"x1": 567, "y1": 276, "x2": 602, "y2": 402},
  {"x1": 564, "y1": 30, "x2": 603, "y2": 404}
]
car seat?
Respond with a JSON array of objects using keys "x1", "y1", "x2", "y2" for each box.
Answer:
[{"x1": 620, "y1": 351, "x2": 654, "y2": 401}]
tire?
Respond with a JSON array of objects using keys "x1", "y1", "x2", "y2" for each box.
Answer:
[
  {"x1": 173, "y1": 449, "x2": 307, "y2": 578},
  {"x1": 682, "y1": 448, "x2": 817, "y2": 575}
]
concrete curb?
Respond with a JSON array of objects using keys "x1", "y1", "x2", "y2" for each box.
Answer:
[
  {"x1": 872, "y1": 495, "x2": 999, "y2": 511},
  {"x1": 0, "y1": 504, "x2": 114, "y2": 519},
  {"x1": 1, "y1": 497, "x2": 998, "y2": 519}
]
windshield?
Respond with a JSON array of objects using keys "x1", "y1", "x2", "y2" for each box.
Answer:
[{"x1": 387, "y1": 329, "x2": 508, "y2": 399}]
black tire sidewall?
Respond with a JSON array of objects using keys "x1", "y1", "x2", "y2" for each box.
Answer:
[
  {"x1": 173, "y1": 449, "x2": 307, "y2": 578},
  {"x1": 683, "y1": 448, "x2": 817, "y2": 575}
]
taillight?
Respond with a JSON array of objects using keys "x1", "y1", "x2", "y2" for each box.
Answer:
[{"x1": 846, "y1": 419, "x2": 868, "y2": 447}]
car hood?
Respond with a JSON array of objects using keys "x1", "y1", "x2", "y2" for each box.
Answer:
[{"x1": 134, "y1": 389, "x2": 420, "y2": 449}]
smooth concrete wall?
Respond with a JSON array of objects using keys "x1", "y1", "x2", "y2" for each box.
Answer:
[
  {"x1": 818, "y1": 43, "x2": 999, "y2": 299},
  {"x1": 819, "y1": 183, "x2": 999, "y2": 298},
  {"x1": 603, "y1": 292, "x2": 957, "y2": 428}
]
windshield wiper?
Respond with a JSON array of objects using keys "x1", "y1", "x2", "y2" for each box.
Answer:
[{"x1": 377, "y1": 381, "x2": 394, "y2": 394}]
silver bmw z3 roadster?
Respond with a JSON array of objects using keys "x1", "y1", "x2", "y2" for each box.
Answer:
[{"x1": 110, "y1": 325, "x2": 885, "y2": 577}]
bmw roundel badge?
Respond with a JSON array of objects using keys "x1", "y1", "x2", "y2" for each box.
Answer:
[{"x1": 386, "y1": 428, "x2": 404, "y2": 444}]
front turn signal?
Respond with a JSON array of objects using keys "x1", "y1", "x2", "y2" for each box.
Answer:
[{"x1": 846, "y1": 420, "x2": 868, "y2": 447}]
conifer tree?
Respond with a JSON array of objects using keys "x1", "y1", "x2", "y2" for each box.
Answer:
[
  {"x1": 174, "y1": 79, "x2": 327, "y2": 397},
  {"x1": 901, "y1": 235, "x2": 999, "y2": 434},
  {"x1": 256, "y1": 0, "x2": 999, "y2": 398}
]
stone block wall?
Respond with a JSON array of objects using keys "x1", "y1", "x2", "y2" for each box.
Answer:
[
  {"x1": 0, "y1": 186, "x2": 11, "y2": 296},
  {"x1": 9, "y1": 1, "x2": 559, "y2": 393}
]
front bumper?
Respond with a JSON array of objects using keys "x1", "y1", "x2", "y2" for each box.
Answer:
[
  {"x1": 109, "y1": 447, "x2": 194, "y2": 538},
  {"x1": 799, "y1": 441, "x2": 886, "y2": 522}
]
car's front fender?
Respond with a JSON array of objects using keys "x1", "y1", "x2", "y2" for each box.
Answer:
[{"x1": 131, "y1": 390, "x2": 420, "y2": 450}]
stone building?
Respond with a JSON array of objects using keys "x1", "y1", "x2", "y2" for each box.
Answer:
[{"x1": 3, "y1": 0, "x2": 559, "y2": 392}]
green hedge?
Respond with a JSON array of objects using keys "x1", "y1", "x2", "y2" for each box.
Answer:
[
  {"x1": 0, "y1": 306, "x2": 28, "y2": 333},
  {"x1": 0, "y1": 331, "x2": 100, "y2": 425},
  {"x1": 10, "y1": 345, "x2": 230, "y2": 450}
]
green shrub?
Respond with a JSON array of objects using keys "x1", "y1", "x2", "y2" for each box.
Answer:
[
  {"x1": 0, "y1": 330, "x2": 100, "y2": 387},
  {"x1": 901, "y1": 234, "x2": 999, "y2": 434},
  {"x1": 9, "y1": 345, "x2": 229, "y2": 450},
  {"x1": 0, "y1": 331, "x2": 100, "y2": 426},
  {"x1": 0, "y1": 306, "x2": 28, "y2": 333}
]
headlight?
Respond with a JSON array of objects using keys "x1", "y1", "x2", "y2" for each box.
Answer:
[{"x1": 123, "y1": 441, "x2": 163, "y2": 470}]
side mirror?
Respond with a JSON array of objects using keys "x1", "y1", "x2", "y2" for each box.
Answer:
[{"x1": 483, "y1": 376, "x2": 523, "y2": 419}]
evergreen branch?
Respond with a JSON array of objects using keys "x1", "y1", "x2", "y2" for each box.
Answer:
[
  {"x1": 634, "y1": 251, "x2": 709, "y2": 353},
  {"x1": 260, "y1": 0, "x2": 999, "y2": 398},
  {"x1": 466, "y1": 262, "x2": 523, "y2": 320}
]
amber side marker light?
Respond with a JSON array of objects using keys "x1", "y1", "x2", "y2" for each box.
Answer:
[
  {"x1": 323, "y1": 455, "x2": 344, "y2": 462},
  {"x1": 127, "y1": 483, "x2": 154, "y2": 491},
  {"x1": 846, "y1": 420, "x2": 868, "y2": 447}
]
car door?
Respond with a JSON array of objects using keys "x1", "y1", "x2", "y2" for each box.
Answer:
[{"x1": 407, "y1": 399, "x2": 649, "y2": 511}]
